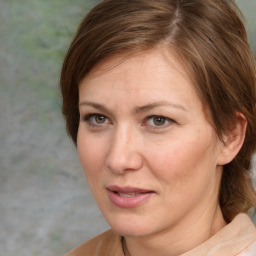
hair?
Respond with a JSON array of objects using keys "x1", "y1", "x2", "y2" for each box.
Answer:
[{"x1": 60, "y1": 0, "x2": 256, "y2": 222}]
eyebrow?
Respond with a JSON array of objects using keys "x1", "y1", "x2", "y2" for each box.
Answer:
[
  {"x1": 79, "y1": 101, "x2": 109, "y2": 113},
  {"x1": 134, "y1": 101, "x2": 187, "y2": 113},
  {"x1": 79, "y1": 100, "x2": 187, "y2": 113}
]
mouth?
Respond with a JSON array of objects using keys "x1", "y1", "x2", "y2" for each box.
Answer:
[
  {"x1": 116, "y1": 192, "x2": 144, "y2": 197},
  {"x1": 106, "y1": 185, "x2": 155, "y2": 208},
  {"x1": 107, "y1": 185, "x2": 153, "y2": 195}
]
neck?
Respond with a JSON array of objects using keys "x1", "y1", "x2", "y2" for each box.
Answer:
[{"x1": 124, "y1": 205, "x2": 226, "y2": 256}]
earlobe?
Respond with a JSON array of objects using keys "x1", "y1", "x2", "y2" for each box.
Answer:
[{"x1": 217, "y1": 113, "x2": 247, "y2": 165}]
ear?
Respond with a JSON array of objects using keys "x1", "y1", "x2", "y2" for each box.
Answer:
[{"x1": 217, "y1": 113, "x2": 247, "y2": 165}]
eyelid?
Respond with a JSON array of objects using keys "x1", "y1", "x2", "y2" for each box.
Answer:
[
  {"x1": 82, "y1": 113, "x2": 104, "y2": 120},
  {"x1": 81, "y1": 112, "x2": 174, "y2": 130},
  {"x1": 144, "y1": 115, "x2": 174, "y2": 129},
  {"x1": 82, "y1": 113, "x2": 111, "y2": 127}
]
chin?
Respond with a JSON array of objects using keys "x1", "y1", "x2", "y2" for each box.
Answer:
[
  {"x1": 104, "y1": 212, "x2": 160, "y2": 237},
  {"x1": 111, "y1": 223, "x2": 152, "y2": 237}
]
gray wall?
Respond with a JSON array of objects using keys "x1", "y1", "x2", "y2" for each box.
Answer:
[{"x1": 0, "y1": 1, "x2": 255, "y2": 255}]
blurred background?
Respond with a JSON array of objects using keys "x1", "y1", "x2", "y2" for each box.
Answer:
[{"x1": 0, "y1": 0, "x2": 255, "y2": 255}]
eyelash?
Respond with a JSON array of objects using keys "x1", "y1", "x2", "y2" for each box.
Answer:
[
  {"x1": 144, "y1": 115, "x2": 174, "y2": 129},
  {"x1": 82, "y1": 113, "x2": 110, "y2": 127},
  {"x1": 82, "y1": 113, "x2": 174, "y2": 130}
]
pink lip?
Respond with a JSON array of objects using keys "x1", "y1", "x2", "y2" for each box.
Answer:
[{"x1": 106, "y1": 185, "x2": 155, "y2": 208}]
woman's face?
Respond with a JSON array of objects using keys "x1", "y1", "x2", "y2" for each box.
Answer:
[{"x1": 77, "y1": 48, "x2": 225, "y2": 238}]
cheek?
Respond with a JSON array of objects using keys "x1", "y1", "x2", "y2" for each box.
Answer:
[
  {"x1": 146, "y1": 132, "x2": 217, "y2": 191},
  {"x1": 77, "y1": 129, "x2": 107, "y2": 181}
]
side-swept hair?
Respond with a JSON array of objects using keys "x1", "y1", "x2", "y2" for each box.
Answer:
[{"x1": 60, "y1": 0, "x2": 256, "y2": 222}]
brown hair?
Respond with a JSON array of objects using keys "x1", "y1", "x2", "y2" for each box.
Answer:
[{"x1": 60, "y1": 0, "x2": 256, "y2": 222}]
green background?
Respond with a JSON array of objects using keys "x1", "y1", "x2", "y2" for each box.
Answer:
[{"x1": 0, "y1": 1, "x2": 255, "y2": 255}]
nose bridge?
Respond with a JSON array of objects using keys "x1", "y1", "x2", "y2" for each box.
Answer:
[{"x1": 106, "y1": 124, "x2": 142, "y2": 174}]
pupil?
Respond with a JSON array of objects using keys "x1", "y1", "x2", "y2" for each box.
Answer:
[
  {"x1": 96, "y1": 115, "x2": 105, "y2": 123},
  {"x1": 154, "y1": 117, "x2": 165, "y2": 126}
]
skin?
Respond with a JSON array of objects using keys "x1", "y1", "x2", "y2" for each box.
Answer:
[{"x1": 77, "y1": 48, "x2": 229, "y2": 256}]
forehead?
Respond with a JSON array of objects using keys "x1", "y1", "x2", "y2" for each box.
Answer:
[
  {"x1": 80, "y1": 48, "x2": 192, "y2": 90},
  {"x1": 79, "y1": 48, "x2": 209, "y2": 118}
]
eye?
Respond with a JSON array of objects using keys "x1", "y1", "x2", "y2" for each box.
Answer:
[
  {"x1": 83, "y1": 113, "x2": 110, "y2": 126},
  {"x1": 145, "y1": 115, "x2": 173, "y2": 128},
  {"x1": 94, "y1": 115, "x2": 107, "y2": 124}
]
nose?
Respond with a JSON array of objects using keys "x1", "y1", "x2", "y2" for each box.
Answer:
[{"x1": 106, "y1": 126, "x2": 143, "y2": 175}]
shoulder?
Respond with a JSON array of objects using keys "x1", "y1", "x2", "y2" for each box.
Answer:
[
  {"x1": 237, "y1": 240, "x2": 256, "y2": 256},
  {"x1": 64, "y1": 229, "x2": 124, "y2": 256},
  {"x1": 232, "y1": 214, "x2": 256, "y2": 256}
]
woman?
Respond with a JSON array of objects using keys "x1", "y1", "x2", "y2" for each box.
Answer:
[{"x1": 61, "y1": 0, "x2": 256, "y2": 255}]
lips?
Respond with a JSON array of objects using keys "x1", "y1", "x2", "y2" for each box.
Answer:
[{"x1": 106, "y1": 185, "x2": 154, "y2": 208}]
